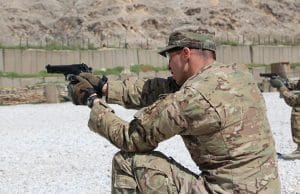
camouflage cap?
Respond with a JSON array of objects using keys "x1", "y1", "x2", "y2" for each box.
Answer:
[{"x1": 158, "y1": 30, "x2": 216, "y2": 57}]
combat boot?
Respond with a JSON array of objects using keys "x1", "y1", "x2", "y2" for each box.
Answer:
[{"x1": 281, "y1": 145, "x2": 300, "y2": 160}]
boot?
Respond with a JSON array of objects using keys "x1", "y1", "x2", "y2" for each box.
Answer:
[{"x1": 281, "y1": 145, "x2": 300, "y2": 160}]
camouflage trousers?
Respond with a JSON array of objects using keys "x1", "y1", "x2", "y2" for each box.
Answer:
[
  {"x1": 291, "y1": 109, "x2": 300, "y2": 145},
  {"x1": 111, "y1": 151, "x2": 208, "y2": 194}
]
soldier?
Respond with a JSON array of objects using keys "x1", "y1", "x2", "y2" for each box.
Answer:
[
  {"x1": 270, "y1": 77, "x2": 300, "y2": 160},
  {"x1": 67, "y1": 30, "x2": 281, "y2": 193}
]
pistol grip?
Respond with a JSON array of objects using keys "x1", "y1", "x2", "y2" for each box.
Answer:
[{"x1": 67, "y1": 74, "x2": 78, "y2": 84}]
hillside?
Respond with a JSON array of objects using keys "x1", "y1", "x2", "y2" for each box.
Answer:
[{"x1": 0, "y1": 0, "x2": 299, "y2": 48}]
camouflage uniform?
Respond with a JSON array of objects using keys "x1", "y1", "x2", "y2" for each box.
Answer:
[
  {"x1": 278, "y1": 82, "x2": 300, "y2": 158},
  {"x1": 88, "y1": 59, "x2": 281, "y2": 193}
]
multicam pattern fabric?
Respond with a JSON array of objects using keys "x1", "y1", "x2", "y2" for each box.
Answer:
[
  {"x1": 279, "y1": 85, "x2": 300, "y2": 145},
  {"x1": 88, "y1": 61, "x2": 281, "y2": 193},
  {"x1": 111, "y1": 151, "x2": 207, "y2": 194},
  {"x1": 158, "y1": 30, "x2": 216, "y2": 57}
]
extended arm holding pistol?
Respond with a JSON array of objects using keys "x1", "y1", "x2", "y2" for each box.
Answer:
[
  {"x1": 259, "y1": 73, "x2": 290, "y2": 89},
  {"x1": 45, "y1": 63, "x2": 108, "y2": 97}
]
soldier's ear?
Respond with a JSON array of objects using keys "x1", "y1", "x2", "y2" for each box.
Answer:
[{"x1": 182, "y1": 47, "x2": 191, "y2": 59}]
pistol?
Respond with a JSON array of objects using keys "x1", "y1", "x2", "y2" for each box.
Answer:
[
  {"x1": 259, "y1": 73, "x2": 290, "y2": 88},
  {"x1": 45, "y1": 63, "x2": 92, "y2": 81},
  {"x1": 259, "y1": 73, "x2": 278, "y2": 79}
]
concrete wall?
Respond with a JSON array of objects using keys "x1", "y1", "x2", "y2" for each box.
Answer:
[
  {"x1": 217, "y1": 45, "x2": 252, "y2": 65},
  {"x1": 1, "y1": 46, "x2": 300, "y2": 74},
  {"x1": 252, "y1": 46, "x2": 300, "y2": 64},
  {"x1": 0, "y1": 49, "x2": 167, "y2": 73}
]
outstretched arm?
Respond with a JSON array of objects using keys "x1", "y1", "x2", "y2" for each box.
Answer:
[
  {"x1": 88, "y1": 88, "x2": 221, "y2": 152},
  {"x1": 279, "y1": 87, "x2": 300, "y2": 107},
  {"x1": 107, "y1": 76, "x2": 180, "y2": 109}
]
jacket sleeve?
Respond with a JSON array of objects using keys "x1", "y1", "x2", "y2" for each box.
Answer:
[
  {"x1": 106, "y1": 76, "x2": 180, "y2": 109},
  {"x1": 279, "y1": 86, "x2": 300, "y2": 107},
  {"x1": 88, "y1": 88, "x2": 221, "y2": 152}
]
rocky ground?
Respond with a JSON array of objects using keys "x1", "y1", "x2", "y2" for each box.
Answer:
[
  {"x1": 0, "y1": 93, "x2": 299, "y2": 193},
  {"x1": 0, "y1": 0, "x2": 299, "y2": 48}
]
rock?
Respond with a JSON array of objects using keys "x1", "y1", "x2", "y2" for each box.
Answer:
[{"x1": 0, "y1": 0, "x2": 299, "y2": 48}]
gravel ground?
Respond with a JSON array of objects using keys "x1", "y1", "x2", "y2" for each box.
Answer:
[{"x1": 0, "y1": 93, "x2": 299, "y2": 194}]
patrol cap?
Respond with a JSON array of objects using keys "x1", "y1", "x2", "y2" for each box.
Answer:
[{"x1": 158, "y1": 30, "x2": 216, "y2": 57}]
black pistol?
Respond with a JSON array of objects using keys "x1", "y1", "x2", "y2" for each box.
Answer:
[{"x1": 45, "y1": 63, "x2": 92, "y2": 81}]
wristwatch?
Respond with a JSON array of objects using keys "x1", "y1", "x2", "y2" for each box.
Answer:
[{"x1": 87, "y1": 94, "x2": 98, "y2": 108}]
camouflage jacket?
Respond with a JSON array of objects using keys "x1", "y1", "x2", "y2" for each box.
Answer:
[
  {"x1": 88, "y1": 61, "x2": 281, "y2": 193},
  {"x1": 280, "y1": 81, "x2": 300, "y2": 110},
  {"x1": 280, "y1": 88, "x2": 300, "y2": 107}
]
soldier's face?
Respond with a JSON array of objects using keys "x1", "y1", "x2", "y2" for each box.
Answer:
[{"x1": 167, "y1": 49, "x2": 189, "y2": 85}]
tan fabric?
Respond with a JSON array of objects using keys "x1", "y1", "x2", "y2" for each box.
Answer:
[
  {"x1": 111, "y1": 151, "x2": 207, "y2": 194},
  {"x1": 88, "y1": 61, "x2": 281, "y2": 193},
  {"x1": 280, "y1": 84, "x2": 300, "y2": 145},
  {"x1": 281, "y1": 148, "x2": 300, "y2": 160}
]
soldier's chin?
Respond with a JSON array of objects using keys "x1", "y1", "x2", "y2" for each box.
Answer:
[{"x1": 172, "y1": 74, "x2": 177, "y2": 81}]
